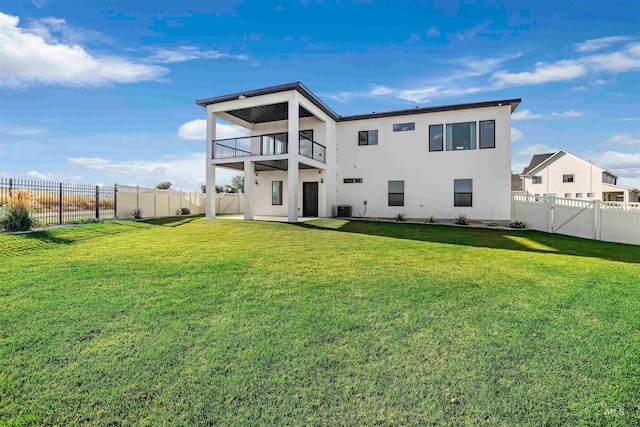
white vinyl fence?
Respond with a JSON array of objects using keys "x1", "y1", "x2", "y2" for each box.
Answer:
[
  {"x1": 512, "y1": 194, "x2": 640, "y2": 246},
  {"x1": 115, "y1": 185, "x2": 244, "y2": 219}
]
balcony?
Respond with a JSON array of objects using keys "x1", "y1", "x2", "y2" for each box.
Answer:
[{"x1": 213, "y1": 132, "x2": 326, "y2": 163}]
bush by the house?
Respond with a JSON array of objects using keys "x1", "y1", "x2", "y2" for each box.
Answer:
[
  {"x1": 509, "y1": 220, "x2": 527, "y2": 229},
  {"x1": 0, "y1": 190, "x2": 37, "y2": 232},
  {"x1": 455, "y1": 214, "x2": 469, "y2": 225},
  {"x1": 394, "y1": 213, "x2": 406, "y2": 222},
  {"x1": 179, "y1": 207, "x2": 191, "y2": 216},
  {"x1": 133, "y1": 208, "x2": 143, "y2": 219}
]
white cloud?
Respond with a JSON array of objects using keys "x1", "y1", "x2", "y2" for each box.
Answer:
[
  {"x1": 26, "y1": 170, "x2": 83, "y2": 181},
  {"x1": 0, "y1": 123, "x2": 47, "y2": 135},
  {"x1": 516, "y1": 144, "x2": 557, "y2": 157},
  {"x1": 492, "y1": 60, "x2": 586, "y2": 87},
  {"x1": 68, "y1": 153, "x2": 207, "y2": 190},
  {"x1": 574, "y1": 36, "x2": 631, "y2": 53},
  {"x1": 177, "y1": 120, "x2": 249, "y2": 141},
  {"x1": 614, "y1": 117, "x2": 640, "y2": 122},
  {"x1": 584, "y1": 43, "x2": 640, "y2": 73},
  {"x1": 511, "y1": 127, "x2": 524, "y2": 142},
  {"x1": 592, "y1": 151, "x2": 640, "y2": 179},
  {"x1": 146, "y1": 46, "x2": 248, "y2": 64},
  {"x1": 0, "y1": 12, "x2": 168, "y2": 87},
  {"x1": 512, "y1": 109, "x2": 584, "y2": 120},
  {"x1": 605, "y1": 134, "x2": 640, "y2": 147},
  {"x1": 426, "y1": 26, "x2": 440, "y2": 37}
]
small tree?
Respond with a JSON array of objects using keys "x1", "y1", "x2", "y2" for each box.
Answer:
[
  {"x1": 215, "y1": 185, "x2": 224, "y2": 193},
  {"x1": 230, "y1": 174, "x2": 244, "y2": 193},
  {"x1": 156, "y1": 181, "x2": 172, "y2": 190},
  {"x1": 201, "y1": 184, "x2": 206, "y2": 194}
]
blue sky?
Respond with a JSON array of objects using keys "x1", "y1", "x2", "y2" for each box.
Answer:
[{"x1": 1, "y1": 0, "x2": 639, "y2": 189}]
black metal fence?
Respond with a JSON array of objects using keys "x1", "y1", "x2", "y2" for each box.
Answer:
[{"x1": 0, "y1": 178, "x2": 116, "y2": 227}]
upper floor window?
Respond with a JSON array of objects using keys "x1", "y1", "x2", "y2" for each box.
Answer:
[
  {"x1": 479, "y1": 120, "x2": 495, "y2": 149},
  {"x1": 358, "y1": 130, "x2": 378, "y2": 146},
  {"x1": 532, "y1": 176, "x2": 542, "y2": 184},
  {"x1": 602, "y1": 172, "x2": 617, "y2": 185},
  {"x1": 393, "y1": 122, "x2": 415, "y2": 132},
  {"x1": 563, "y1": 174, "x2": 574, "y2": 183},
  {"x1": 446, "y1": 122, "x2": 476, "y2": 150},
  {"x1": 344, "y1": 178, "x2": 363, "y2": 183},
  {"x1": 429, "y1": 124, "x2": 443, "y2": 152}
]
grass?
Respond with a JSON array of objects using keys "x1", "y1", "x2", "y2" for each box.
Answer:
[{"x1": 1, "y1": 217, "x2": 639, "y2": 425}]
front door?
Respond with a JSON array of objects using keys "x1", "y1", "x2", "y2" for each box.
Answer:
[{"x1": 303, "y1": 182, "x2": 319, "y2": 217}]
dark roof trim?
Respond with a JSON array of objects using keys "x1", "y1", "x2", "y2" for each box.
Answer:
[
  {"x1": 339, "y1": 98, "x2": 521, "y2": 121},
  {"x1": 196, "y1": 82, "x2": 521, "y2": 122},
  {"x1": 196, "y1": 82, "x2": 340, "y2": 121}
]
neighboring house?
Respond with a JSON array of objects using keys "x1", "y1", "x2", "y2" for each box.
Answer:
[
  {"x1": 197, "y1": 82, "x2": 521, "y2": 222},
  {"x1": 520, "y1": 150, "x2": 640, "y2": 202},
  {"x1": 511, "y1": 174, "x2": 523, "y2": 191}
]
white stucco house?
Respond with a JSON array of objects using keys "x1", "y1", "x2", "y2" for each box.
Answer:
[
  {"x1": 197, "y1": 82, "x2": 521, "y2": 222},
  {"x1": 520, "y1": 150, "x2": 640, "y2": 202}
]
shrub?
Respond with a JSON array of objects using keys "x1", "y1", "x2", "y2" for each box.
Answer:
[
  {"x1": 133, "y1": 208, "x2": 143, "y2": 219},
  {"x1": 454, "y1": 214, "x2": 469, "y2": 225},
  {"x1": 179, "y1": 207, "x2": 191, "y2": 215},
  {"x1": 0, "y1": 191, "x2": 36, "y2": 232},
  {"x1": 68, "y1": 217, "x2": 103, "y2": 225},
  {"x1": 428, "y1": 216, "x2": 435, "y2": 223},
  {"x1": 509, "y1": 220, "x2": 527, "y2": 229},
  {"x1": 394, "y1": 213, "x2": 406, "y2": 222}
]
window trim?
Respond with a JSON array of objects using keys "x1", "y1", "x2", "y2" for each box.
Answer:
[
  {"x1": 429, "y1": 124, "x2": 443, "y2": 152},
  {"x1": 358, "y1": 129, "x2": 378, "y2": 146},
  {"x1": 272, "y1": 181, "x2": 283, "y2": 205},
  {"x1": 479, "y1": 120, "x2": 495, "y2": 149},
  {"x1": 388, "y1": 180, "x2": 404, "y2": 207},
  {"x1": 454, "y1": 179, "x2": 473, "y2": 207},
  {"x1": 562, "y1": 173, "x2": 575, "y2": 183},
  {"x1": 393, "y1": 122, "x2": 415, "y2": 132}
]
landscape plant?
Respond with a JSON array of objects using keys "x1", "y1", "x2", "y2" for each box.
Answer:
[
  {"x1": 454, "y1": 214, "x2": 469, "y2": 225},
  {"x1": 0, "y1": 190, "x2": 36, "y2": 232}
]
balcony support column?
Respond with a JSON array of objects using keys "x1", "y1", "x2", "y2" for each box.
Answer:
[
  {"x1": 287, "y1": 95, "x2": 300, "y2": 223},
  {"x1": 244, "y1": 160, "x2": 254, "y2": 220},
  {"x1": 206, "y1": 112, "x2": 217, "y2": 219}
]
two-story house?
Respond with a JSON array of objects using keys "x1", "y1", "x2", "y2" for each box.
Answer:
[
  {"x1": 197, "y1": 82, "x2": 521, "y2": 222},
  {"x1": 520, "y1": 150, "x2": 640, "y2": 202}
]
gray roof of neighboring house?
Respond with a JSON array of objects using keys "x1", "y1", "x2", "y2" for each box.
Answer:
[
  {"x1": 522, "y1": 153, "x2": 555, "y2": 174},
  {"x1": 196, "y1": 82, "x2": 522, "y2": 122}
]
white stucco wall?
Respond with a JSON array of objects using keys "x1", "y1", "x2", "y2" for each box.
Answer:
[
  {"x1": 251, "y1": 169, "x2": 327, "y2": 217},
  {"x1": 336, "y1": 105, "x2": 513, "y2": 220}
]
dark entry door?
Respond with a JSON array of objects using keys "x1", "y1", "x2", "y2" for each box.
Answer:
[{"x1": 303, "y1": 182, "x2": 319, "y2": 217}]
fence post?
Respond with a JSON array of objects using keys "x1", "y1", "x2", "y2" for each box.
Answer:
[
  {"x1": 168, "y1": 190, "x2": 171, "y2": 216},
  {"x1": 180, "y1": 190, "x2": 183, "y2": 214},
  {"x1": 114, "y1": 184, "x2": 118, "y2": 219},
  {"x1": 8, "y1": 178, "x2": 13, "y2": 197},
  {"x1": 95, "y1": 185, "x2": 100, "y2": 219},
  {"x1": 547, "y1": 195, "x2": 555, "y2": 233},
  {"x1": 594, "y1": 200, "x2": 601, "y2": 240},
  {"x1": 136, "y1": 186, "x2": 140, "y2": 212},
  {"x1": 59, "y1": 182, "x2": 63, "y2": 224},
  {"x1": 154, "y1": 188, "x2": 157, "y2": 218}
]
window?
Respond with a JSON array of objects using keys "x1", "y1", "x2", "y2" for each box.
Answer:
[
  {"x1": 587, "y1": 192, "x2": 594, "y2": 198},
  {"x1": 532, "y1": 176, "x2": 542, "y2": 184},
  {"x1": 358, "y1": 130, "x2": 378, "y2": 146},
  {"x1": 576, "y1": 193, "x2": 583, "y2": 198},
  {"x1": 344, "y1": 178, "x2": 363, "y2": 183},
  {"x1": 565, "y1": 193, "x2": 571, "y2": 198},
  {"x1": 393, "y1": 122, "x2": 415, "y2": 132},
  {"x1": 602, "y1": 172, "x2": 617, "y2": 185},
  {"x1": 446, "y1": 122, "x2": 476, "y2": 150},
  {"x1": 300, "y1": 129, "x2": 313, "y2": 140},
  {"x1": 479, "y1": 120, "x2": 495, "y2": 149},
  {"x1": 388, "y1": 181, "x2": 404, "y2": 206},
  {"x1": 454, "y1": 179, "x2": 473, "y2": 207},
  {"x1": 272, "y1": 181, "x2": 283, "y2": 205},
  {"x1": 563, "y1": 174, "x2": 574, "y2": 183},
  {"x1": 429, "y1": 124, "x2": 443, "y2": 152}
]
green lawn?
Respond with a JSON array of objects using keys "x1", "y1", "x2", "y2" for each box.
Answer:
[{"x1": 1, "y1": 217, "x2": 639, "y2": 425}]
